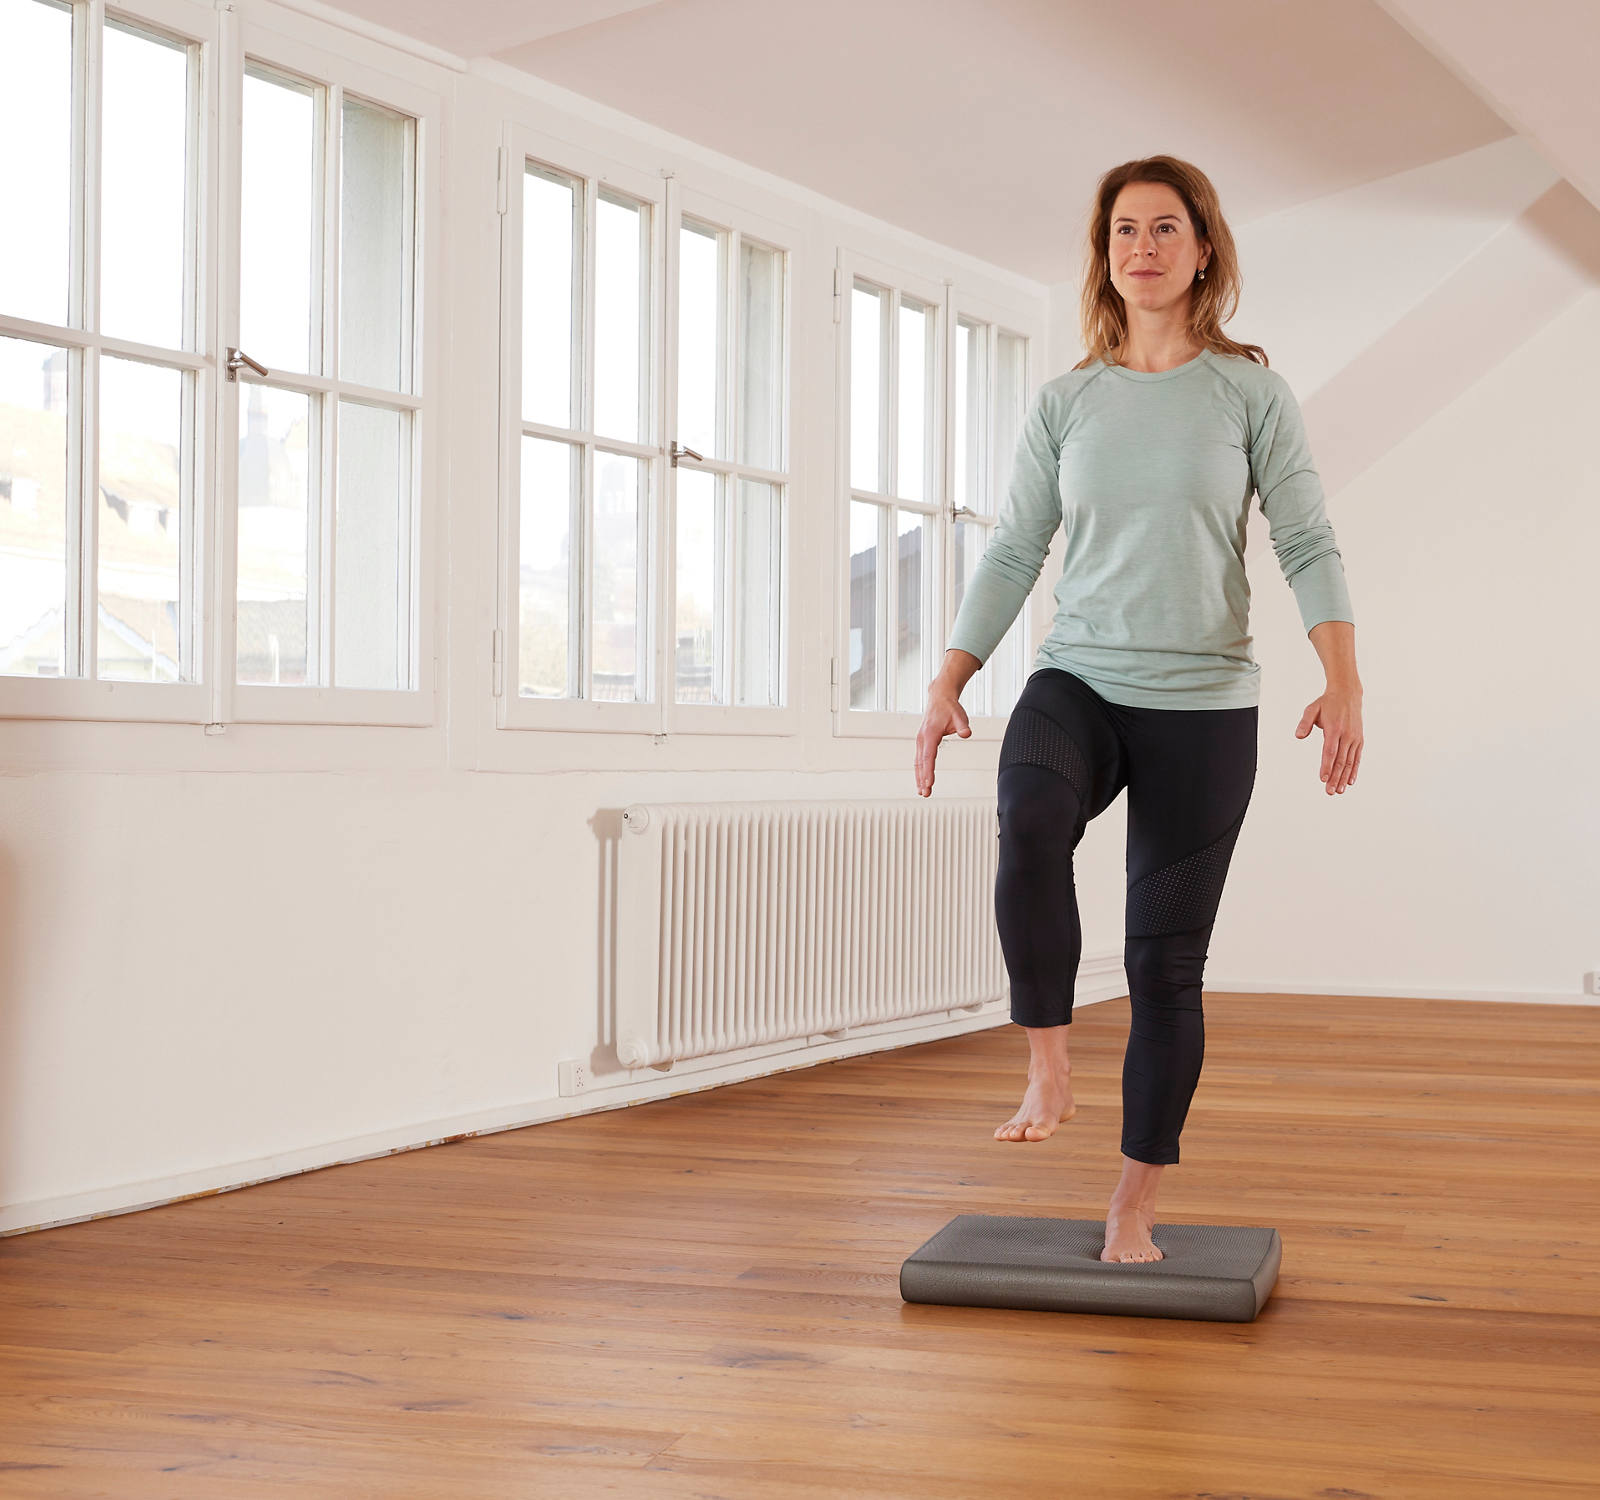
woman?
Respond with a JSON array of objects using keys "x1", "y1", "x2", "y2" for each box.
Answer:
[{"x1": 914, "y1": 156, "x2": 1364, "y2": 1264}]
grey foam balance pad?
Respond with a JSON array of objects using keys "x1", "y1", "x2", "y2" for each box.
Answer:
[{"x1": 900, "y1": 1214, "x2": 1281, "y2": 1322}]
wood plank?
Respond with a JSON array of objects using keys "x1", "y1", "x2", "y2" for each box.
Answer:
[{"x1": 1, "y1": 992, "x2": 1596, "y2": 1497}]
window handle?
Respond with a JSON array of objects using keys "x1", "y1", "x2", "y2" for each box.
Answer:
[
  {"x1": 669, "y1": 440, "x2": 704, "y2": 468},
  {"x1": 951, "y1": 504, "x2": 979, "y2": 521},
  {"x1": 226, "y1": 347, "x2": 268, "y2": 382}
]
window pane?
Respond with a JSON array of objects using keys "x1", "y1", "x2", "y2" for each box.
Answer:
[
  {"x1": 994, "y1": 330, "x2": 1025, "y2": 510},
  {"x1": 736, "y1": 477, "x2": 779, "y2": 707},
  {"x1": 518, "y1": 434, "x2": 574, "y2": 698},
  {"x1": 897, "y1": 296, "x2": 932, "y2": 503},
  {"x1": 237, "y1": 384, "x2": 311, "y2": 685},
  {"x1": 894, "y1": 509, "x2": 924, "y2": 711},
  {"x1": 0, "y1": 0, "x2": 72, "y2": 327},
  {"x1": 594, "y1": 191, "x2": 647, "y2": 443},
  {"x1": 592, "y1": 451, "x2": 643, "y2": 701},
  {"x1": 101, "y1": 20, "x2": 191, "y2": 350},
  {"x1": 97, "y1": 355, "x2": 184, "y2": 682},
  {"x1": 0, "y1": 335, "x2": 69, "y2": 676},
  {"x1": 739, "y1": 240, "x2": 783, "y2": 471},
  {"x1": 675, "y1": 465, "x2": 718, "y2": 705},
  {"x1": 849, "y1": 284, "x2": 881, "y2": 493},
  {"x1": 523, "y1": 164, "x2": 579, "y2": 429},
  {"x1": 848, "y1": 500, "x2": 879, "y2": 710},
  {"x1": 241, "y1": 67, "x2": 316, "y2": 375},
  {"x1": 334, "y1": 401, "x2": 405, "y2": 690},
  {"x1": 340, "y1": 95, "x2": 414, "y2": 393},
  {"x1": 677, "y1": 219, "x2": 720, "y2": 460},
  {"x1": 955, "y1": 317, "x2": 987, "y2": 513}
]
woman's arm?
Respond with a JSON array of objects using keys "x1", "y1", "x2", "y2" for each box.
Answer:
[{"x1": 943, "y1": 385, "x2": 1064, "y2": 668}]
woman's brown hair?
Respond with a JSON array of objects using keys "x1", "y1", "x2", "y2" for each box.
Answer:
[{"x1": 1073, "y1": 155, "x2": 1267, "y2": 371}]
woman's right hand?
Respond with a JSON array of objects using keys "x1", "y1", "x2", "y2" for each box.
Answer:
[{"x1": 915, "y1": 687, "x2": 972, "y2": 797}]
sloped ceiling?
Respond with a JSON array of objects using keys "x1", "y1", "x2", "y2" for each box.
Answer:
[
  {"x1": 307, "y1": 0, "x2": 1512, "y2": 284},
  {"x1": 1373, "y1": 0, "x2": 1600, "y2": 218}
]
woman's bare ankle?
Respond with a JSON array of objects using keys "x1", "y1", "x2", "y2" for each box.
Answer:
[{"x1": 1022, "y1": 1023, "x2": 1072, "y2": 1076}]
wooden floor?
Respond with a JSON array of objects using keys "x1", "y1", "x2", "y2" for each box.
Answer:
[{"x1": 2, "y1": 992, "x2": 1597, "y2": 1498}]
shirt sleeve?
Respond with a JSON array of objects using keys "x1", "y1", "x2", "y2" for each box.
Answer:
[
  {"x1": 1249, "y1": 371, "x2": 1355, "y2": 633},
  {"x1": 945, "y1": 384, "x2": 1063, "y2": 666}
]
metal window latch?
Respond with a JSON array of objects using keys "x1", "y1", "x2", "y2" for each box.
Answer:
[
  {"x1": 669, "y1": 440, "x2": 703, "y2": 468},
  {"x1": 951, "y1": 505, "x2": 979, "y2": 521},
  {"x1": 226, "y1": 347, "x2": 268, "y2": 382}
]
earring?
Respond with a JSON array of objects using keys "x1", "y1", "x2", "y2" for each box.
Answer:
[{"x1": 1197, "y1": 268, "x2": 1207, "y2": 281}]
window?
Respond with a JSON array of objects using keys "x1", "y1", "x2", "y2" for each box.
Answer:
[
  {"x1": 229, "y1": 22, "x2": 435, "y2": 725},
  {"x1": 836, "y1": 249, "x2": 1039, "y2": 734},
  {"x1": 498, "y1": 127, "x2": 795, "y2": 734},
  {"x1": 0, "y1": 0, "x2": 209, "y2": 717},
  {"x1": 0, "y1": 0, "x2": 440, "y2": 725},
  {"x1": 672, "y1": 209, "x2": 788, "y2": 714}
]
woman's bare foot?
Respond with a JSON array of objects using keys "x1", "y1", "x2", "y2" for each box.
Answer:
[
  {"x1": 1101, "y1": 1157, "x2": 1166, "y2": 1261},
  {"x1": 993, "y1": 1066, "x2": 1076, "y2": 1142}
]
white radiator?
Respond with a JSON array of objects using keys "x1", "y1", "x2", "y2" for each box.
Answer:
[{"x1": 615, "y1": 799, "x2": 1005, "y2": 1067}]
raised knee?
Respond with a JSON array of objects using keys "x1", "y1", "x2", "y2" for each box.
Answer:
[{"x1": 998, "y1": 771, "x2": 1079, "y2": 860}]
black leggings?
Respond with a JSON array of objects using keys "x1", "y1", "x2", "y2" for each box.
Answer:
[{"x1": 995, "y1": 668, "x2": 1259, "y2": 1166}]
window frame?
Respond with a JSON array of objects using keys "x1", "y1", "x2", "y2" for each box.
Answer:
[
  {"x1": 495, "y1": 124, "x2": 664, "y2": 735},
  {"x1": 832, "y1": 247, "x2": 946, "y2": 741},
  {"x1": 0, "y1": 0, "x2": 443, "y2": 727},
  {"x1": 834, "y1": 246, "x2": 1045, "y2": 741},
  {"x1": 494, "y1": 125, "x2": 800, "y2": 736},
  {"x1": 222, "y1": 12, "x2": 442, "y2": 728},
  {"x1": 663, "y1": 179, "x2": 797, "y2": 737},
  {"x1": 0, "y1": 0, "x2": 218, "y2": 724}
]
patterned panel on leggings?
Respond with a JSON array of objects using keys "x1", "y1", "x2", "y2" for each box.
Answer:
[
  {"x1": 1125, "y1": 805, "x2": 1247, "y2": 939},
  {"x1": 997, "y1": 705, "x2": 1091, "y2": 804}
]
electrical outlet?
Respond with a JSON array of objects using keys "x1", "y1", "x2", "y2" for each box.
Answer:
[
  {"x1": 558, "y1": 1060, "x2": 591, "y2": 1095},
  {"x1": 1584, "y1": 971, "x2": 1600, "y2": 997}
]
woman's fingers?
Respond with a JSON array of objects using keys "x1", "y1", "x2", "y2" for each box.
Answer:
[{"x1": 915, "y1": 712, "x2": 957, "y2": 796}]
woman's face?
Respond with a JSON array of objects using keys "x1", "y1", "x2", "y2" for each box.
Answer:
[{"x1": 1108, "y1": 181, "x2": 1211, "y2": 313}]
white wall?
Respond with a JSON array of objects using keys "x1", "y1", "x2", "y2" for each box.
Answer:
[
  {"x1": 0, "y1": 2, "x2": 1054, "y2": 1234},
  {"x1": 4, "y1": 2, "x2": 1596, "y2": 1237},
  {"x1": 1210, "y1": 288, "x2": 1600, "y2": 1000}
]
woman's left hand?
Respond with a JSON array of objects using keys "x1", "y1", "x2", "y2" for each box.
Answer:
[{"x1": 1295, "y1": 687, "x2": 1362, "y2": 794}]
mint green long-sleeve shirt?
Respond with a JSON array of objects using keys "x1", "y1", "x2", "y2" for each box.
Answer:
[{"x1": 946, "y1": 348, "x2": 1354, "y2": 709}]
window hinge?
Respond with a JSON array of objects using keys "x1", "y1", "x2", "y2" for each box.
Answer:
[
  {"x1": 496, "y1": 145, "x2": 509, "y2": 217},
  {"x1": 829, "y1": 654, "x2": 839, "y2": 712},
  {"x1": 832, "y1": 266, "x2": 843, "y2": 325},
  {"x1": 492, "y1": 628, "x2": 504, "y2": 697}
]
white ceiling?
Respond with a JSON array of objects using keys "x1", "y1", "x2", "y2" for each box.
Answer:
[{"x1": 302, "y1": 0, "x2": 1515, "y2": 283}]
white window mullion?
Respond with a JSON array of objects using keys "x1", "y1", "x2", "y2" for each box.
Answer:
[
  {"x1": 178, "y1": 368, "x2": 199, "y2": 680},
  {"x1": 579, "y1": 441, "x2": 594, "y2": 698},
  {"x1": 717, "y1": 470, "x2": 733, "y2": 701},
  {"x1": 658, "y1": 172, "x2": 680, "y2": 722},
  {"x1": 934, "y1": 300, "x2": 947, "y2": 710},
  {"x1": 725, "y1": 226, "x2": 742, "y2": 704},
  {"x1": 579, "y1": 171, "x2": 597, "y2": 698},
  {"x1": 398, "y1": 407, "x2": 416, "y2": 687},
  {"x1": 209, "y1": 5, "x2": 241, "y2": 725},
  {"x1": 320, "y1": 81, "x2": 340, "y2": 684},
  {"x1": 648, "y1": 171, "x2": 667, "y2": 728},
  {"x1": 79, "y1": 3, "x2": 103, "y2": 678}
]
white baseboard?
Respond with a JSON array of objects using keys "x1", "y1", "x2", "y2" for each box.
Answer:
[
  {"x1": 0, "y1": 972, "x2": 1126, "y2": 1241},
  {"x1": 1205, "y1": 978, "x2": 1597, "y2": 1006},
  {"x1": 5, "y1": 967, "x2": 1586, "y2": 1239}
]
